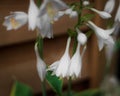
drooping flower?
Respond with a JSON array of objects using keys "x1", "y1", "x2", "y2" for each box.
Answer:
[
  {"x1": 38, "y1": 0, "x2": 69, "y2": 23},
  {"x1": 90, "y1": 8, "x2": 111, "y2": 19},
  {"x1": 67, "y1": 32, "x2": 87, "y2": 78},
  {"x1": 104, "y1": 0, "x2": 115, "y2": 14},
  {"x1": 3, "y1": 0, "x2": 39, "y2": 31},
  {"x1": 34, "y1": 43, "x2": 46, "y2": 82},
  {"x1": 47, "y1": 37, "x2": 71, "y2": 78},
  {"x1": 87, "y1": 21, "x2": 115, "y2": 51}
]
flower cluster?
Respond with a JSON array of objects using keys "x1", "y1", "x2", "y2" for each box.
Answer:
[{"x1": 3, "y1": 0, "x2": 117, "y2": 86}]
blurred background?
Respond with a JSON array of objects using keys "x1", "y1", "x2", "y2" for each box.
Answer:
[{"x1": 0, "y1": 0, "x2": 119, "y2": 96}]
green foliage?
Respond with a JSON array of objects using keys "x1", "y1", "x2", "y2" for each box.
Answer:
[
  {"x1": 81, "y1": 14, "x2": 94, "y2": 23},
  {"x1": 115, "y1": 39, "x2": 120, "y2": 51},
  {"x1": 46, "y1": 71, "x2": 63, "y2": 96},
  {"x1": 10, "y1": 81, "x2": 33, "y2": 96}
]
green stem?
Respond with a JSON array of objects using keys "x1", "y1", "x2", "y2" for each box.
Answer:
[
  {"x1": 67, "y1": 77, "x2": 72, "y2": 96},
  {"x1": 67, "y1": 1, "x2": 83, "y2": 95},
  {"x1": 41, "y1": 80, "x2": 47, "y2": 96}
]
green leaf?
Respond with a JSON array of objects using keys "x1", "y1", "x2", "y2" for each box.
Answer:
[
  {"x1": 75, "y1": 89, "x2": 102, "y2": 96},
  {"x1": 81, "y1": 14, "x2": 94, "y2": 23},
  {"x1": 10, "y1": 81, "x2": 33, "y2": 96},
  {"x1": 46, "y1": 71, "x2": 63, "y2": 96}
]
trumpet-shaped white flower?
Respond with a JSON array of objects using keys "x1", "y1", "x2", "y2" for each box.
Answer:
[
  {"x1": 3, "y1": 12, "x2": 28, "y2": 30},
  {"x1": 34, "y1": 43, "x2": 46, "y2": 82},
  {"x1": 87, "y1": 21, "x2": 114, "y2": 51},
  {"x1": 115, "y1": 3, "x2": 120, "y2": 22},
  {"x1": 104, "y1": 0, "x2": 115, "y2": 13},
  {"x1": 76, "y1": 28, "x2": 87, "y2": 45},
  {"x1": 3, "y1": 0, "x2": 39, "y2": 31},
  {"x1": 90, "y1": 8, "x2": 111, "y2": 19},
  {"x1": 48, "y1": 37, "x2": 71, "y2": 78},
  {"x1": 39, "y1": 0, "x2": 68, "y2": 23},
  {"x1": 68, "y1": 43, "x2": 86, "y2": 78}
]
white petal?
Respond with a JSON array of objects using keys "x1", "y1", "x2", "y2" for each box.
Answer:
[
  {"x1": 47, "y1": 61, "x2": 59, "y2": 72},
  {"x1": 87, "y1": 21, "x2": 109, "y2": 39},
  {"x1": 68, "y1": 43, "x2": 82, "y2": 78},
  {"x1": 115, "y1": 3, "x2": 120, "y2": 22},
  {"x1": 28, "y1": 0, "x2": 39, "y2": 30},
  {"x1": 105, "y1": 36, "x2": 114, "y2": 45},
  {"x1": 104, "y1": 0, "x2": 115, "y2": 13},
  {"x1": 105, "y1": 43, "x2": 114, "y2": 61},
  {"x1": 81, "y1": 45, "x2": 87, "y2": 59},
  {"x1": 37, "y1": 14, "x2": 53, "y2": 38},
  {"x1": 98, "y1": 38, "x2": 104, "y2": 51},
  {"x1": 34, "y1": 43, "x2": 46, "y2": 81},
  {"x1": 91, "y1": 8, "x2": 111, "y2": 19},
  {"x1": 3, "y1": 11, "x2": 28, "y2": 30},
  {"x1": 55, "y1": 37, "x2": 71, "y2": 78},
  {"x1": 51, "y1": 0, "x2": 69, "y2": 10}
]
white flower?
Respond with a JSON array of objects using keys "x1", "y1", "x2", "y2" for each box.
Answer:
[
  {"x1": 39, "y1": 0, "x2": 68, "y2": 23},
  {"x1": 34, "y1": 43, "x2": 46, "y2": 82},
  {"x1": 76, "y1": 28, "x2": 87, "y2": 45},
  {"x1": 83, "y1": 1, "x2": 90, "y2": 6},
  {"x1": 104, "y1": 0, "x2": 115, "y2": 13},
  {"x1": 87, "y1": 21, "x2": 115, "y2": 51},
  {"x1": 3, "y1": 0, "x2": 39, "y2": 31},
  {"x1": 48, "y1": 37, "x2": 71, "y2": 78},
  {"x1": 3, "y1": 12, "x2": 28, "y2": 30},
  {"x1": 68, "y1": 43, "x2": 86, "y2": 78},
  {"x1": 115, "y1": 3, "x2": 120, "y2": 22},
  {"x1": 90, "y1": 8, "x2": 111, "y2": 19}
]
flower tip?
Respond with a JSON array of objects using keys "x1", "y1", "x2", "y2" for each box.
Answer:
[{"x1": 83, "y1": 1, "x2": 90, "y2": 6}]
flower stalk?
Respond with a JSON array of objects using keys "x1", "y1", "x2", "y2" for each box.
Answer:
[{"x1": 67, "y1": 0, "x2": 83, "y2": 95}]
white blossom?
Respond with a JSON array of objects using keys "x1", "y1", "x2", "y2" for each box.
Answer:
[
  {"x1": 104, "y1": 0, "x2": 115, "y2": 13},
  {"x1": 34, "y1": 43, "x2": 46, "y2": 82},
  {"x1": 87, "y1": 21, "x2": 114, "y2": 51},
  {"x1": 68, "y1": 43, "x2": 86, "y2": 78},
  {"x1": 47, "y1": 37, "x2": 71, "y2": 78},
  {"x1": 39, "y1": 0, "x2": 68, "y2": 23},
  {"x1": 3, "y1": 0, "x2": 39, "y2": 31},
  {"x1": 90, "y1": 8, "x2": 111, "y2": 19}
]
